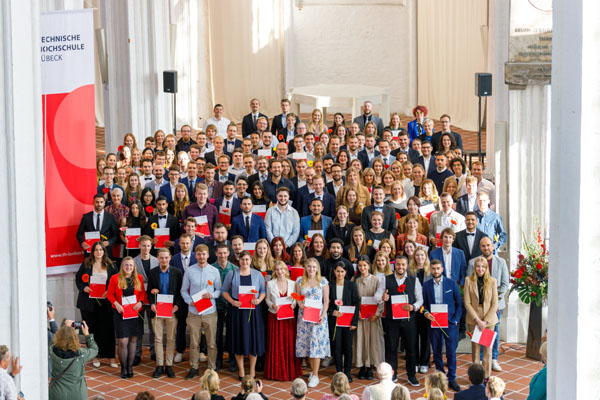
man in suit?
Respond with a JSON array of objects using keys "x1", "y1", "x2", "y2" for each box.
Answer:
[
  {"x1": 302, "y1": 175, "x2": 335, "y2": 218},
  {"x1": 179, "y1": 160, "x2": 200, "y2": 202},
  {"x1": 353, "y1": 100, "x2": 384, "y2": 137},
  {"x1": 247, "y1": 156, "x2": 270, "y2": 189},
  {"x1": 325, "y1": 163, "x2": 345, "y2": 198},
  {"x1": 456, "y1": 176, "x2": 480, "y2": 216},
  {"x1": 146, "y1": 196, "x2": 181, "y2": 253},
  {"x1": 370, "y1": 139, "x2": 395, "y2": 168},
  {"x1": 204, "y1": 136, "x2": 227, "y2": 166},
  {"x1": 295, "y1": 166, "x2": 316, "y2": 215},
  {"x1": 202, "y1": 164, "x2": 224, "y2": 201},
  {"x1": 275, "y1": 142, "x2": 296, "y2": 169},
  {"x1": 475, "y1": 192, "x2": 507, "y2": 254},
  {"x1": 288, "y1": 132, "x2": 306, "y2": 156},
  {"x1": 358, "y1": 134, "x2": 380, "y2": 169},
  {"x1": 413, "y1": 141, "x2": 435, "y2": 176},
  {"x1": 427, "y1": 152, "x2": 454, "y2": 194},
  {"x1": 381, "y1": 255, "x2": 422, "y2": 386},
  {"x1": 174, "y1": 217, "x2": 204, "y2": 253},
  {"x1": 466, "y1": 237, "x2": 510, "y2": 372},
  {"x1": 290, "y1": 159, "x2": 308, "y2": 191},
  {"x1": 230, "y1": 197, "x2": 266, "y2": 242},
  {"x1": 429, "y1": 228, "x2": 467, "y2": 286},
  {"x1": 213, "y1": 181, "x2": 241, "y2": 230},
  {"x1": 361, "y1": 186, "x2": 397, "y2": 233},
  {"x1": 299, "y1": 198, "x2": 332, "y2": 243},
  {"x1": 277, "y1": 113, "x2": 298, "y2": 146},
  {"x1": 215, "y1": 155, "x2": 236, "y2": 183},
  {"x1": 145, "y1": 163, "x2": 168, "y2": 198},
  {"x1": 97, "y1": 167, "x2": 124, "y2": 206},
  {"x1": 392, "y1": 131, "x2": 421, "y2": 162},
  {"x1": 170, "y1": 233, "x2": 197, "y2": 273},
  {"x1": 224, "y1": 124, "x2": 243, "y2": 155},
  {"x1": 428, "y1": 193, "x2": 466, "y2": 247},
  {"x1": 454, "y1": 212, "x2": 487, "y2": 263},
  {"x1": 422, "y1": 259, "x2": 463, "y2": 392},
  {"x1": 158, "y1": 166, "x2": 181, "y2": 204},
  {"x1": 271, "y1": 98, "x2": 298, "y2": 134},
  {"x1": 242, "y1": 98, "x2": 269, "y2": 138},
  {"x1": 432, "y1": 114, "x2": 464, "y2": 152},
  {"x1": 454, "y1": 363, "x2": 487, "y2": 400},
  {"x1": 149, "y1": 248, "x2": 184, "y2": 378},
  {"x1": 206, "y1": 223, "x2": 233, "y2": 264},
  {"x1": 76, "y1": 194, "x2": 120, "y2": 257}
]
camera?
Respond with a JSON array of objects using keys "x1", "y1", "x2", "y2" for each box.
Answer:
[{"x1": 47, "y1": 301, "x2": 53, "y2": 311}]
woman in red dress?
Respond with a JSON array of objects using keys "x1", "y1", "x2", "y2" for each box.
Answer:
[{"x1": 264, "y1": 261, "x2": 302, "y2": 381}]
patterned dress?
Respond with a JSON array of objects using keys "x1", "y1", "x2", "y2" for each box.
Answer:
[{"x1": 295, "y1": 277, "x2": 331, "y2": 358}]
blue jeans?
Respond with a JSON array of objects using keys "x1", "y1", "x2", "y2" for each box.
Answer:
[{"x1": 480, "y1": 309, "x2": 502, "y2": 361}]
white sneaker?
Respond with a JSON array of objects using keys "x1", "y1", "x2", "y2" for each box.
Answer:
[
  {"x1": 420, "y1": 365, "x2": 428, "y2": 374},
  {"x1": 199, "y1": 353, "x2": 208, "y2": 362},
  {"x1": 308, "y1": 374, "x2": 319, "y2": 388},
  {"x1": 92, "y1": 359, "x2": 100, "y2": 368},
  {"x1": 491, "y1": 359, "x2": 502, "y2": 372},
  {"x1": 174, "y1": 352, "x2": 183, "y2": 363},
  {"x1": 415, "y1": 365, "x2": 419, "y2": 374},
  {"x1": 321, "y1": 356, "x2": 332, "y2": 367}
]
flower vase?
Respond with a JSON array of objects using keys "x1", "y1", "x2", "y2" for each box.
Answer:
[{"x1": 526, "y1": 302, "x2": 543, "y2": 361}]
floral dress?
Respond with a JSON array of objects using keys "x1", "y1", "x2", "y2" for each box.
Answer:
[{"x1": 295, "y1": 277, "x2": 331, "y2": 358}]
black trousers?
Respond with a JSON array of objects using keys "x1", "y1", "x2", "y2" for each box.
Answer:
[
  {"x1": 383, "y1": 317, "x2": 417, "y2": 377},
  {"x1": 415, "y1": 313, "x2": 431, "y2": 366},
  {"x1": 176, "y1": 307, "x2": 188, "y2": 353},
  {"x1": 216, "y1": 308, "x2": 228, "y2": 364},
  {"x1": 81, "y1": 306, "x2": 115, "y2": 359},
  {"x1": 333, "y1": 327, "x2": 354, "y2": 373}
]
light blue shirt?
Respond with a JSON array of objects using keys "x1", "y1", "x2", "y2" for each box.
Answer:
[
  {"x1": 433, "y1": 276, "x2": 444, "y2": 304},
  {"x1": 180, "y1": 263, "x2": 222, "y2": 315},
  {"x1": 264, "y1": 204, "x2": 300, "y2": 247}
]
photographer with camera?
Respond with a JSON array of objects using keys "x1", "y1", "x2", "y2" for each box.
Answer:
[{"x1": 48, "y1": 320, "x2": 98, "y2": 400}]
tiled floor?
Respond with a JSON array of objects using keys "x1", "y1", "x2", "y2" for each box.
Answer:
[{"x1": 86, "y1": 341, "x2": 541, "y2": 400}]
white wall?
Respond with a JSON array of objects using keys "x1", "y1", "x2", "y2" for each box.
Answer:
[{"x1": 288, "y1": 1, "x2": 416, "y2": 119}]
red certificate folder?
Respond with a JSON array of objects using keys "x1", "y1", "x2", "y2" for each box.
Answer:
[
  {"x1": 84, "y1": 231, "x2": 100, "y2": 249},
  {"x1": 239, "y1": 286, "x2": 256, "y2": 310},
  {"x1": 244, "y1": 242, "x2": 256, "y2": 255},
  {"x1": 89, "y1": 275, "x2": 107, "y2": 299},
  {"x1": 191, "y1": 290, "x2": 213, "y2": 315},
  {"x1": 218, "y1": 206, "x2": 231, "y2": 225},
  {"x1": 391, "y1": 294, "x2": 410, "y2": 320},
  {"x1": 156, "y1": 294, "x2": 174, "y2": 318},
  {"x1": 122, "y1": 295, "x2": 138, "y2": 319},
  {"x1": 360, "y1": 296, "x2": 378, "y2": 319},
  {"x1": 154, "y1": 227, "x2": 169, "y2": 248},
  {"x1": 252, "y1": 205, "x2": 266, "y2": 220},
  {"x1": 275, "y1": 296, "x2": 294, "y2": 320},
  {"x1": 125, "y1": 228, "x2": 141, "y2": 249},
  {"x1": 471, "y1": 326, "x2": 497, "y2": 347},
  {"x1": 303, "y1": 298, "x2": 322, "y2": 324},
  {"x1": 195, "y1": 215, "x2": 210, "y2": 236},
  {"x1": 430, "y1": 304, "x2": 449, "y2": 328},
  {"x1": 336, "y1": 306, "x2": 356, "y2": 327}
]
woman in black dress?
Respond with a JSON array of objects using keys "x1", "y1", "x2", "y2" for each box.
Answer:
[
  {"x1": 222, "y1": 251, "x2": 267, "y2": 379},
  {"x1": 250, "y1": 182, "x2": 271, "y2": 207},
  {"x1": 365, "y1": 211, "x2": 394, "y2": 250},
  {"x1": 120, "y1": 200, "x2": 147, "y2": 258},
  {"x1": 140, "y1": 187, "x2": 156, "y2": 218},
  {"x1": 326, "y1": 205, "x2": 355, "y2": 247},
  {"x1": 75, "y1": 242, "x2": 118, "y2": 368}
]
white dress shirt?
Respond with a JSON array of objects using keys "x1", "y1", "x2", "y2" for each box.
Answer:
[
  {"x1": 203, "y1": 116, "x2": 231, "y2": 138},
  {"x1": 442, "y1": 247, "x2": 453, "y2": 278}
]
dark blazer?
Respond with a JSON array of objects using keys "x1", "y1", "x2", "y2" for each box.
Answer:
[
  {"x1": 271, "y1": 113, "x2": 299, "y2": 134},
  {"x1": 392, "y1": 147, "x2": 421, "y2": 162},
  {"x1": 204, "y1": 180, "x2": 224, "y2": 200},
  {"x1": 204, "y1": 151, "x2": 231, "y2": 166},
  {"x1": 454, "y1": 229, "x2": 487, "y2": 263},
  {"x1": 213, "y1": 196, "x2": 241, "y2": 220},
  {"x1": 413, "y1": 155, "x2": 435, "y2": 175},
  {"x1": 158, "y1": 183, "x2": 176, "y2": 204},
  {"x1": 174, "y1": 235, "x2": 203, "y2": 254},
  {"x1": 207, "y1": 240, "x2": 232, "y2": 264},
  {"x1": 224, "y1": 138, "x2": 243, "y2": 152},
  {"x1": 353, "y1": 114, "x2": 384, "y2": 137},
  {"x1": 321, "y1": 256, "x2": 354, "y2": 283},
  {"x1": 453, "y1": 384, "x2": 487, "y2": 400},
  {"x1": 325, "y1": 180, "x2": 345, "y2": 197},
  {"x1": 361, "y1": 204, "x2": 397, "y2": 233},
  {"x1": 96, "y1": 183, "x2": 124, "y2": 206},
  {"x1": 147, "y1": 265, "x2": 185, "y2": 319},
  {"x1": 326, "y1": 223, "x2": 356, "y2": 247},
  {"x1": 179, "y1": 176, "x2": 200, "y2": 202},
  {"x1": 215, "y1": 171, "x2": 236, "y2": 184},
  {"x1": 358, "y1": 149, "x2": 380, "y2": 169},
  {"x1": 302, "y1": 191, "x2": 336, "y2": 218},
  {"x1": 456, "y1": 193, "x2": 479, "y2": 216},
  {"x1": 290, "y1": 176, "x2": 305, "y2": 192},
  {"x1": 422, "y1": 276, "x2": 462, "y2": 326},
  {"x1": 145, "y1": 214, "x2": 181, "y2": 243},
  {"x1": 229, "y1": 213, "x2": 266, "y2": 242},
  {"x1": 429, "y1": 247, "x2": 467, "y2": 285},
  {"x1": 242, "y1": 112, "x2": 269, "y2": 137},
  {"x1": 294, "y1": 185, "x2": 310, "y2": 215},
  {"x1": 75, "y1": 262, "x2": 118, "y2": 312},
  {"x1": 169, "y1": 252, "x2": 197, "y2": 273},
  {"x1": 247, "y1": 172, "x2": 269, "y2": 190},
  {"x1": 328, "y1": 279, "x2": 360, "y2": 327},
  {"x1": 76, "y1": 210, "x2": 120, "y2": 255}
]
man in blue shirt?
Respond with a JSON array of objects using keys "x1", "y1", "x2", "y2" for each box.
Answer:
[{"x1": 475, "y1": 192, "x2": 507, "y2": 253}]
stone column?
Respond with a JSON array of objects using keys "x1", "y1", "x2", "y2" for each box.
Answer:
[
  {"x1": 0, "y1": 1, "x2": 48, "y2": 398},
  {"x1": 548, "y1": 0, "x2": 600, "y2": 397}
]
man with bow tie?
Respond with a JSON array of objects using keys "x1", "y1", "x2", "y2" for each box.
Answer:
[{"x1": 224, "y1": 124, "x2": 242, "y2": 154}]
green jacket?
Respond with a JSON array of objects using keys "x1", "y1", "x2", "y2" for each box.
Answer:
[{"x1": 49, "y1": 334, "x2": 98, "y2": 400}]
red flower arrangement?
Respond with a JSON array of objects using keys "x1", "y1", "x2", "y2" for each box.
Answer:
[
  {"x1": 291, "y1": 293, "x2": 305, "y2": 302},
  {"x1": 509, "y1": 223, "x2": 548, "y2": 307},
  {"x1": 118, "y1": 145, "x2": 124, "y2": 152},
  {"x1": 277, "y1": 134, "x2": 284, "y2": 142}
]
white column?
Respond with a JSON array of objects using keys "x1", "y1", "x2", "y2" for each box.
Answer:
[
  {"x1": 0, "y1": 1, "x2": 48, "y2": 399},
  {"x1": 101, "y1": 0, "x2": 173, "y2": 152},
  {"x1": 549, "y1": 0, "x2": 600, "y2": 398}
]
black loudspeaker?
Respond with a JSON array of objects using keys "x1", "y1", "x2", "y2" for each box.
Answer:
[
  {"x1": 475, "y1": 73, "x2": 492, "y2": 97},
  {"x1": 163, "y1": 70, "x2": 177, "y2": 93}
]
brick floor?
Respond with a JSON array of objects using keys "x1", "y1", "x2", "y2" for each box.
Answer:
[{"x1": 86, "y1": 341, "x2": 541, "y2": 399}]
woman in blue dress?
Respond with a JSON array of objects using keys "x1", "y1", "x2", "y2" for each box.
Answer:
[
  {"x1": 295, "y1": 257, "x2": 330, "y2": 388},
  {"x1": 222, "y1": 251, "x2": 266, "y2": 380}
]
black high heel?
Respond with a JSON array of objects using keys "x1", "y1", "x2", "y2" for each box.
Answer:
[
  {"x1": 121, "y1": 367, "x2": 128, "y2": 379},
  {"x1": 127, "y1": 366, "x2": 134, "y2": 378}
]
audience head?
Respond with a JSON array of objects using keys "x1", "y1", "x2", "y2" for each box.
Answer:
[
  {"x1": 0, "y1": 345, "x2": 9, "y2": 368},
  {"x1": 135, "y1": 392, "x2": 155, "y2": 400},
  {"x1": 376, "y1": 362, "x2": 394, "y2": 381},
  {"x1": 486, "y1": 376, "x2": 506, "y2": 398},
  {"x1": 291, "y1": 378, "x2": 307, "y2": 400},
  {"x1": 201, "y1": 368, "x2": 220, "y2": 394},
  {"x1": 192, "y1": 391, "x2": 211, "y2": 400},
  {"x1": 425, "y1": 372, "x2": 448, "y2": 395},
  {"x1": 330, "y1": 372, "x2": 351, "y2": 397},
  {"x1": 467, "y1": 363, "x2": 485, "y2": 385},
  {"x1": 428, "y1": 388, "x2": 444, "y2": 400},
  {"x1": 53, "y1": 325, "x2": 81, "y2": 352},
  {"x1": 240, "y1": 375, "x2": 256, "y2": 394},
  {"x1": 390, "y1": 384, "x2": 411, "y2": 400}
]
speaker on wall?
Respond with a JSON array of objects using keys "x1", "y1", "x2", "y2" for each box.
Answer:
[
  {"x1": 163, "y1": 70, "x2": 177, "y2": 93},
  {"x1": 475, "y1": 73, "x2": 492, "y2": 97}
]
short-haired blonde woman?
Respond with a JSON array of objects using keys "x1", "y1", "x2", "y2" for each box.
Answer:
[
  {"x1": 264, "y1": 261, "x2": 302, "y2": 381},
  {"x1": 197, "y1": 369, "x2": 225, "y2": 400},
  {"x1": 295, "y1": 258, "x2": 330, "y2": 388},
  {"x1": 390, "y1": 384, "x2": 411, "y2": 400},
  {"x1": 49, "y1": 322, "x2": 98, "y2": 399},
  {"x1": 464, "y1": 256, "x2": 499, "y2": 378},
  {"x1": 322, "y1": 372, "x2": 359, "y2": 400}
]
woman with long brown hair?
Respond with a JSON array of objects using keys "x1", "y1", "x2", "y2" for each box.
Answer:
[
  {"x1": 75, "y1": 242, "x2": 118, "y2": 368},
  {"x1": 106, "y1": 256, "x2": 147, "y2": 378},
  {"x1": 251, "y1": 239, "x2": 275, "y2": 280},
  {"x1": 169, "y1": 182, "x2": 190, "y2": 221},
  {"x1": 336, "y1": 167, "x2": 371, "y2": 210},
  {"x1": 344, "y1": 226, "x2": 375, "y2": 265},
  {"x1": 306, "y1": 233, "x2": 329, "y2": 264},
  {"x1": 270, "y1": 236, "x2": 290, "y2": 264}
]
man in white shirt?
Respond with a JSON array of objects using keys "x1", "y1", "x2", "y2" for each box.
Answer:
[
  {"x1": 429, "y1": 193, "x2": 466, "y2": 246},
  {"x1": 203, "y1": 104, "x2": 231, "y2": 138},
  {"x1": 238, "y1": 154, "x2": 256, "y2": 181},
  {"x1": 265, "y1": 187, "x2": 300, "y2": 248},
  {"x1": 228, "y1": 149, "x2": 245, "y2": 178},
  {"x1": 471, "y1": 161, "x2": 496, "y2": 210},
  {"x1": 139, "y1": 159, "x2": 155, "y2": 188},
  {"x1": 0, "y1": 345, "x2": 23, "y2": 400},
  {"x1": 146, "y1": 163, "x2": 167, "y2": 197},
  {"x1": 372, "y1": 139, "x2": 395, "y2": 168},
  {"x1": 456, "y1": 176, "x2": 480, "y2": 216},
  {"x1": 302, "y1": 128, "x2": 315, "y2": 156},
  {"x1": 418, "y1": 141, "x2": 434, "y2": 175},
  {"x1": 361, "y1": 362, "x2": 396, "y2": 400}
]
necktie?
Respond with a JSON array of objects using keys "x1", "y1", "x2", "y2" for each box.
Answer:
[
  {"x1": 189, "y1": 179, "x2": 195, "y2": 191},
  {"x1": 245, "y1": 216, "x2": 250, "y2": 233},
  {"x1": 158, "y1": 215, "x2": 166, "y2": 220},
  {"x1": 95, "y1": 213, "x2": 100, "y2": 230},
  {"x1": 260, "y1": 174, "x2": 266, "y2": 182},
  {"x1": 226, "y1": 200, "x2": 230, "y2": 208},
  {"x1": 253, "y1": 115, "x2": 257, "y2": 126},
  {"x1": 384, "y1": 158, "x2": 388, "y2": 165},
  {"x1": 183, "y1": 256, "x2": 188, "y2": 269}
]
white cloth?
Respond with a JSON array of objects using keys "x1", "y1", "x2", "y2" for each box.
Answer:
[{"x1": 362, "y1": 379, "x2": 396, "y2": 400}]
